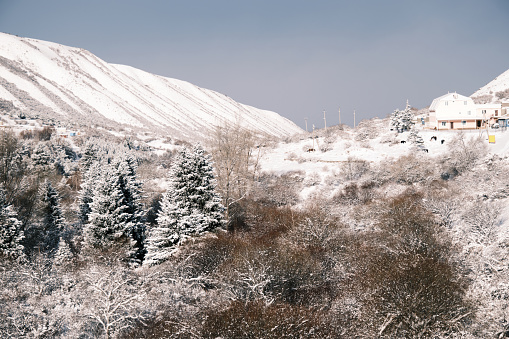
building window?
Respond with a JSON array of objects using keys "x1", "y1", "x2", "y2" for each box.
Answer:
[
  {"x1": 495, "y1": 110, "x2": 499, "y2": 116},
  {"x1": 464, "y1": 101, "x2": 467, "y2": 105},
  {"x1": 445, "y1": 101, "x2": 448, "y2": 106},
  {"x1": 482, "y1": 109, "x2": 487, "y2": 114},
  {"x1": 468, "y1": 111, "x2": 471, "y2": 115},
  {"x1": 462, "y1": 121, "x2": 466, "y2": 125},
  {"x1": 441, "y1": 122, "x2": 446, "y2": 127}
]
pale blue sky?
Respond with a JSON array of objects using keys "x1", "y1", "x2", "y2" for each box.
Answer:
[{"x1": 1, "y1": 0, "x2": 508, "y2": 128}]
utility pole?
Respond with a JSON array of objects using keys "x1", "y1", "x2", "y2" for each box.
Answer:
[
  {"x1": 338, "y1": 107, "x2": 341, "y2": 125},
  {"x1": 305, "y1": 118, "x2": 308, "y2": 132},
  {"x1": 353, "y1": 109, "x2": 356, "y2": 128},
  {"x1": 312, "y1": 124, "x2": 315, "y2": 149},
  {"x1": 323, "y1": 110, "x2": 327, "y2": 131}
]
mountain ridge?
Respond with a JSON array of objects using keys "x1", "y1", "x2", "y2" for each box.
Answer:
[{"x1": 0, "y1": 33, "x2": 303, "y2": 139}]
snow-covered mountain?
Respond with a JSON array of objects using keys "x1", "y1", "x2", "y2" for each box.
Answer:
[
  {"x1": 471, "y1": 68, "x2": 509, "y2": 104},
  {"x1": 0, "y1": 33, "x2": 302, "y2": 139}
]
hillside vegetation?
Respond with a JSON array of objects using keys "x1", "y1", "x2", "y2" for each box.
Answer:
[{"x1": 1, "y1": 116, "x2": 509, "y2": 338}]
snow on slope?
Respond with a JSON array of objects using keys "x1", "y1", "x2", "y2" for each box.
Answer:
[
  {"x1": 0, "y1": 33, "x2": 302, "y2": 139},
  {"x1": 471, "y1": 68, "x2": 509, "y2": 103},
  {"x1": 259, "y1": 122, "x2": 509, "y2": 201}
]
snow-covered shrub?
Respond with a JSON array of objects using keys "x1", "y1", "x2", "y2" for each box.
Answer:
[
  {"x1": 287, "y1": 151, "x2": 298, "y2": 160},
  {"x1": 251, "y1": 171, "x2": 303, "y2": 207},
  {"x1": 379, "y1": 133, "x2": 395, "y2": 144},
  {"x1": 359, "y1": 140, "x2": 372, "y2": 149},
  {"x1": 332, "y1": 181, "x2": 377, "y2": 206},
  {"x1": 471, "y1": 94, "x2": 493, "y2": 104},
  {"x1": 340, "y1": 157, "x2": 370, "y2": 181},
  {"x1": 496, "y1": 88, "x2": 509, "y2": 100},
  {"x1": 304, "y1": 172, "x2": 322, "y2": 186},
  {"x1": 354, "y1": 119, "x2": 380, "y2": 141},
  {"x1": 441, "y1": 132, "x2": 487, "y2": 177},
  {"x1": 461, "y1": 200, "x2": 502, "y2": 246},
  {"x1": 374, "y1": 154, "x2": 437, "y2": 185},
  {"x1": 320, "y1": 131, "x2": 337, "y2": 152}
]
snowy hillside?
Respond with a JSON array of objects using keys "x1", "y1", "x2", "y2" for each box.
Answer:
[
  {"x1": 258, "y1": 119, "x2": 509, "y2": 201},
  {"x1": 471, "y1": 68, "x2": 509, "y2": 104},
  {"x1": 0, "y1": 33, "x2": 302, "y2": 139}
]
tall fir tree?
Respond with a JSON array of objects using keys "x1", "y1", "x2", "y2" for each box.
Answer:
[
  {"x1": 391, "y1": 101, "x2": 414, "y2": 133},
  {"x1": 78, "y1": 161, "x2": 101, "y2": 225},
  {"x1": 0, "y1": 186, "x2": 25, "y2": 259},
  {"x1": 145, "y1": 145, "x2": 225, "y2": 266},
  {"x1": 37, "y1": 180, "x2": 64, "y2": 253},
  {"x1": 83, "y1": 156, "x2": 145, "y2": 265},
  {"x1": 31, "y1": 143, "x2": 52, "y2": 174},
  {"x1": 84, "y1": 165, "x2": 131, "y2": 248},
  {"x1": 80, "y1": 141, "x2": 100, "y2": 172},
  {"x1": 112, "y1": 154, "x2": 145, "y2": 264}
]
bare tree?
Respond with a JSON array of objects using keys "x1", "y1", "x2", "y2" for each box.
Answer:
[
  {"x1": 81, "y1": 267, "x2": 148, "y2": 339},
  {"x1": 209, "y1": 121, "x2": 260, "y2": 219}
]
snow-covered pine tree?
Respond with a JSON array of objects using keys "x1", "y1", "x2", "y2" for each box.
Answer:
[
  {"x1": 0, "y1": 186, "x2": 24, "y2": 259},
  {"x1": 144, "y1": 145, "x2": 225, "y2": 266},
  {"x1": 83, "y1": 164, "x2": 131, "y2": 248},
  {"x1": 391, "y1": 101, "x2": 414, "y2": 133},
  {"x1": 83, "y1": 158, "x2": 144, "y2": 265},
  {"x1": 80, "y1": 141, "x2": 100, "y2": 172},
  {"x1": 31, "y1": 143, "x2": 52, "y2": 174},
  {"x1": 408, "y1": 128, "x2": 424, "y2": 147},
  {"x1": 112, "y1": 154, "x2": 145, "y2": 264},
  {"x1": 390, "y1": 108, "x2": 402, "y2": 132},
  {"x1": 78, "y1": 161, "x2": 101, "y2": 225},
  {"x1": 37, "y1": 180, "x2": 65, "y2": 252}
]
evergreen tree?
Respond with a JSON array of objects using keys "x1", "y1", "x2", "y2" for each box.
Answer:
[
  {"x1": 80, "y1": 141, "x2": 99, "y2": 172},
  {"x1": 145, "y1": 145, "x2": 225, "y2": 266},
  {"x1": 391, "y1": 101, "x2": 414, "y2": 133},
  {"x1": 408, "y1": 128, "x2": 425, "y2": 147},
  {"x1": 84, "y1": 165, "x2": 131, "y2": 248},
  {"x1": 78, "y1": 162, "x2": 101, "y2": 225},
  {"x1": 31, "y1": 143, "x2": 52, "y2": 173},
  {"x1": 0, "y1": 187, "x2": 24, "y2": 259},
  {"x1": 83, "y1": 157, "x2": 145, "y2": 265},
  {"x1": 37, "y1": 180, "x2": 64, "y2": 252},
  {"x1": 112, "y1": 154, "x2": 145, "y2": 264}
]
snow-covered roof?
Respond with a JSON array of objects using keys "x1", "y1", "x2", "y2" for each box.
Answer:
[{"x1": 429, "y1": 92, "x2": 472, "y2": 111}]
